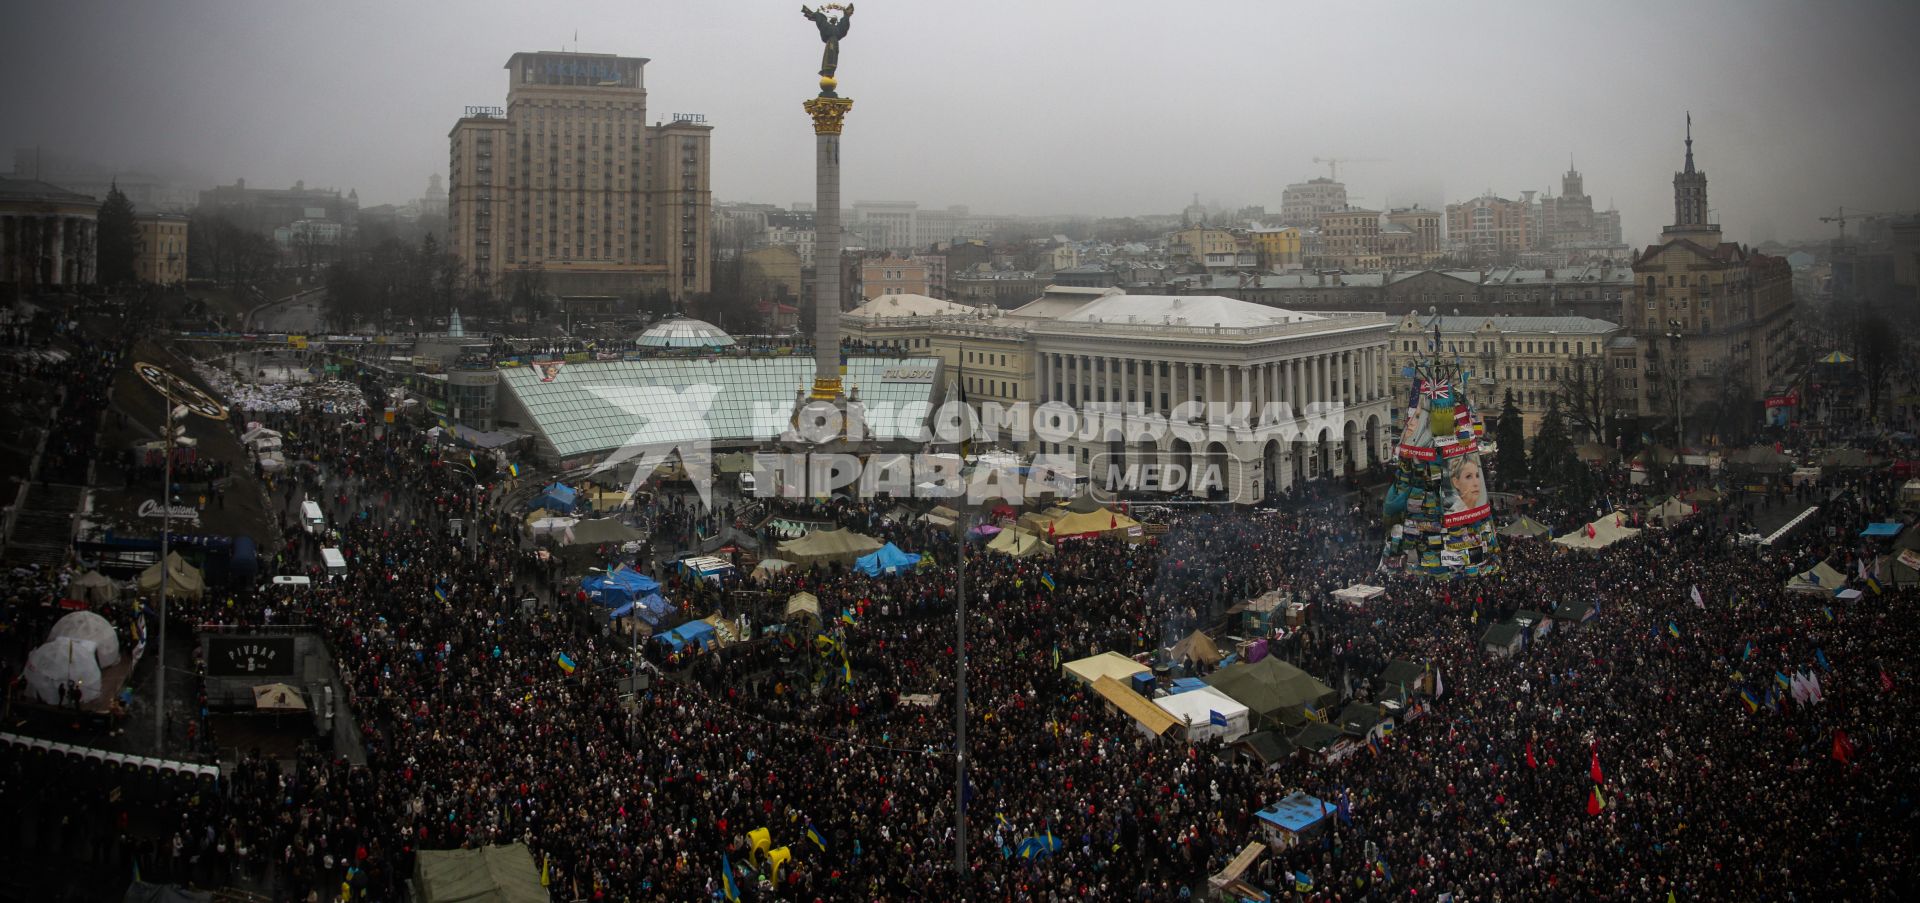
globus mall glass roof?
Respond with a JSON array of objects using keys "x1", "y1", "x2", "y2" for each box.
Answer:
[{"x1": 497, "y1": 357, "x2": 942, "y2": 460}]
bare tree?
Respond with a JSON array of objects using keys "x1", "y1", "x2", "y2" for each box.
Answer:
[{"x1": 1554, "y1": 353, "x2": 1612, "y2": 445}]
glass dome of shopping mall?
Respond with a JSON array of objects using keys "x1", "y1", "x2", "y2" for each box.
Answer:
[
  {"x1": 495, "y1": 356, "x2": 943, "y2": 466},
  {"x1": 636, "y1": 317, "x2": 736, "y2": 349}
]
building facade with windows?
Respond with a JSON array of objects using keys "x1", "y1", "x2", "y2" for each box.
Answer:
[
  {"x1": 0, "y1": 177, "x2": 97, "y2": 289},
  {"x1": 861, "y1": 254, "x2": 929, "y2": 299},
  {"x1": 133, "y1": 212, "x2": 189, "y2": 285},
  {"x1": 1446, "y1": 194, "x2": 1532, "y2": 263},
  {"x1": 1388, "y1": 313, "x2": 1621, "y2": 438},
  {"x1": 1280, "y1": 178, "x2": 1349, "y2": 228},
  {"x1": 448, "y1": 51, "x2": 712, "y2": 302},
  {"x1": 1629, "y1": 122, "x2": 1795, "y2": 439}
]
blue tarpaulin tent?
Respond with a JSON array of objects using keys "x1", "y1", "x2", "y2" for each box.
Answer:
[
  {"x1": 535, "y1": 483, "x2": 578, "y2": 513},
  {"x1": 1862, "y1": 522, "x2": 1903, "y2": 537},
  {"x1": 1169, "y1": 677, "x2": 1209, "y2": 695},
  {"x1": 631, "y1": 592, "x2": 672, "y2": 626},
  {"x1": 581, "y1": 568, "x2": 660, "y2": 608},
  {"x1": 655, "y1": 620, "x2": 717, "y2": 652},
  {"x1": 854, "y1": 543, "x2": 922, "y2": 576},
  {"x1": 1256, "y1": 792, "x2": 1331, "y2": 834}
]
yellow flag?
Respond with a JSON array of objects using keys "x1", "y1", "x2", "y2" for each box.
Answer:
[{"x1": 541, "y1": 854, "x2": 550, "y2": 887}]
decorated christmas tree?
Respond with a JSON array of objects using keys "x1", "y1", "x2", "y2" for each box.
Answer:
[{"x1": 1382, "y1": 321, "x2": 1500, "y2": 579}]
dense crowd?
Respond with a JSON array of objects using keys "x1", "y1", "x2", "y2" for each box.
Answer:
[{"x1": 3, "y1": 333, "x2": 1919, "y2": 901}]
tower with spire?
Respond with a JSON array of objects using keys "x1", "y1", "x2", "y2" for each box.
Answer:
[{"x1": 1664, "y1": 113, "x2": 1719, "y2": 243}]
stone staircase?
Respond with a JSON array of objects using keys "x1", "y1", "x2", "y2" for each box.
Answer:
[{"x1": 0, "y1": 483, "x2": 81, "y2": 571}]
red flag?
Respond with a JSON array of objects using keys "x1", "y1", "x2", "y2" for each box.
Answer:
[
  {"x1": 1832, "y1": 729, "x2": 1855, "y2": 764},
  {"x1": 1590, "y1": 750, "x2": 1603, "y2": 784},
  {"x1": 1047, "y1": 521, "x2": 1055, "y2": 537},
  {"x1": 1525, "y1": 739, "x2": 1537, "y2": 770},
  {"x1": 1881, "y1": 669, "x2": 1895, "y2": 692},
  {"x1": 1586, "y1": 523, "x2": 1597, "y2": 538},
  {"x1": 1110, "y1": 514, "x2": 1117, "y2": 529},
  {"x1": 1586, "y1": 787, "x2": 1604, "y2": 816}
]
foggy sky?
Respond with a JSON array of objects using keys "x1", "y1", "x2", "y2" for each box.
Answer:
[{"x1": 5, "y1": 0, "x2": 1918, "y2": 245}]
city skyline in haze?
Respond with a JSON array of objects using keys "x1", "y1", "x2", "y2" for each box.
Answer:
[{"x1": 4, "y1": 0, "x2": 1918, "y2": 246}]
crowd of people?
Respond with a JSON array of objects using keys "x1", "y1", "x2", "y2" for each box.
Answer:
[{"x1": 4, "y1": 315, "x2": 1919, "y2": 900}]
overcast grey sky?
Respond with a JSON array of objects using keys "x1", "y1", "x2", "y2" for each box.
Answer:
[{"x1": 4, "y1": 0, "x2": 1917, "y2": 244}]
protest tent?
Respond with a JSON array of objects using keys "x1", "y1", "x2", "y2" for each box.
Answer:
[
  {"x1": 608, "y1": 592, "x2": 672, "y2": 626},
  {"x1": 1331, "y1": 584, "x2": 1386, "y2": 606},
  {"x1": 47, "y1": 611, "x2": 121, "y2": 668},
  {"x1": 1062, "y1": 493, "x2": 1107, "y2": 514},
  {"x1": 986, "y1": 527, "x2": 1053, "y2": 559},
  {"x1": 1553, "y1": 598, "x2": 1599, "y2": 626},
  {"x1": 25, "y1": 638, "x2": 104, "y2": 705},
  {"x1": 1047, "y1": 508, "x2": 1142, "y2": 541},
  {"x1": 1233, "y1": 731, "x2": 1296, "y2": 770},
  {"x1": 1206, "y1": 656, "x2": 1337, "y2": 729},
  {"x1": 69, "y1": 571, "x2": 120, "y2": 605},
  {"x1": 137, "y1": 552, "x2": 205, "y2": 601},
  {"x1": 1646, "y1": 497, "x2": 1697, "y2": 528},
  {"x1": 678, "y1": 556, "x2": 736, "y2": 581},
  {"x1": 1334, "y1": 702, "x2": 1390, "y2": 740},
  {"x1": 1727, "y1": 445, "x2": 1795, "y2": 474},
  {"x1": 1497, "y1": 515, "x2": 1552, "y2": 539},
  {"x1": 1254, "y1": 792, "x2": 1332, "y2": 850},
  {"x1": 580, "y1": 568, "x2": 660, "y2": 609},
  {"x1": 785, "y1": 592, "x2": 821, "y2": 623},
  {"x1": 854, "y1": 543, "x2": 922, "y2": 576},
  {"x1": 1169, "y1": 630, "x2": 1224, "y2": 669},
  {"x1": 1860, "y1": 522, "x2": 1903, "y2": 538},
  {"x1": 750, "y1": 558, "x2": 795, "y2": 583},
  {"x1": 1062, "y1": 651, "x2": 1150, "y2": 687},
  {"x1": 563, "y1": 518, "x2": 644, "y2": 546},
  {"x1": 1785, "y1": 561, "x2": 1847, "y2": 596},
  {"x1": 1820, "y1": 448, "x2": 1884, "y2": 470},
  {"x1": 1154, "y1": 685, "x2": 1251, "y2": 743},
  {"x1": 655, "y1": 620, "x2": 718, "y2": 653},
  {"x1": 1552, "y1": 512, "x2": 1640, "y2": 550},
  {"x1": 414, "y1": 843, "x2": 546, "y2": 903},
  {"x1": 533, "y1": 482, "x2": 578, "y2": 513},
  {"x1": 777, "y1": 528, "x2": 884, "y2": 567},
  {"x1": 1376, "y1": 660, "x2": 1431, "y2": 697},
  {"x1": 1480, "y1": 622, "x2": 1525, "y2": 658},
  {"x1": 1088, "y1": 675, "x2": 1178, "y2": 739}
]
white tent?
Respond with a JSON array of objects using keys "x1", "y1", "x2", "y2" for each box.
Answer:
[
  {"x1": 1786, "y1": 561, "x2": 1847, "y2": 596},
  {"x1": 25, "y1": 638, "x2": 104, "y2": 705},
  {"x1": 137, "y1": 552, "x2": 205, "y2": 600},
  {"x1": 1062, "y1": 651, "x2": 1149, "y2": 686},
  {"x1": 1553, "y1": 511, "x2": 1642, "y2": 550},
  {"x1": 1154, "y1": 685, "x2": 1252, "y2": 744},
  {"x1": 68, "y1": 571, "x2": 120, "y2": 605},
  {"x1": 1332, "y1": 584, "x2": 1386, "y2": 606},
  {"x1": 47, "y1": 611, "x2": 121, "y2": 667}
]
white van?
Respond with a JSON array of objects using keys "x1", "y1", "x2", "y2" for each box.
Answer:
[
  {"x1": 272, "y1": 575, "x2": 312, "y2": 588},
  {"x1": 738, "y1": 472, "x2": 758, "y2": 496},
  {"x1": 320, "y1": 547, "x2": 347, "y2": 580},
  {"x1": 300, "y1": 500, "x2": 326, "y2": 535}
]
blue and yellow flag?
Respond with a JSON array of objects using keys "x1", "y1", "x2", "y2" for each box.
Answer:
[
  {"x1": 1739, "y1": 688, "x2": 1760, "y2": 713},
  {"x1": 1294, "y1": 871, "x2": 1315, "y2": 892},
  {"x1": 841, "y1": 650, "x2": 853, "y2": 686},
  {"x1": 1773, "y1": 671, "x2": 1791, "y2": 691},
  {"x1": 720, "y1": 854, "x2": 738, "y2": 902},
  {"x1": 1822, "y1": 606, "x2": 1835, "y2": 623},
  {"x1": 1866, "y1": 575, "x2": 1883, "y2": 595},
  {"x1": 1040, "y1": 573, "x2": 1056, "y2": 592},
  {"x1": 433, "y1": 584, "x2": 448, "y2": 602},
  {"x1": 508, "y1": 462, "x2": 521, "y2": 478},
  {"x1": 1666, "y1": 621, "x2": 1681, "y2": 639},
  {"x1": 806, "y1": 824, "x2": 826, "y2": 852},
  {"x1": 467, "y1": 452, "x2": 478, "y2": 469},
  {"x1": 556, "y1": 652, "x2": 577, "y2": 675}
]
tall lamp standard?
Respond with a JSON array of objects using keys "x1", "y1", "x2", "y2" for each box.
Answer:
[
  {"x1": 133, "y1": 363, "x2": 228, "y2": 755},
  {"x1": 948, "y1": 492, "x2": 974, "y2": 881}
]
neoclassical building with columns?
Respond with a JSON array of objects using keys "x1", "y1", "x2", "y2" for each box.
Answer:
[
  {"x1": 0, "y1": 177, "x2": 98, "y2": 290},
  {"x1": 1024, "y1": 294, "x2": 1393, "y2": 502}
]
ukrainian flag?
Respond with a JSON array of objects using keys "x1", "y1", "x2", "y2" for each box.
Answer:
[
  {"x1": 1739, "y1": 688, "x2": 1760, "y2": 713},
  {"x1": 1666, "y1": 621, "x2": 1680, "y2": 639},
  {"x1": 841, "y1": 651, "x2": 853, "y2": 686},
  {"x1": 508, "y1": 462, "x2": 521, "y2": 478},
  {"x1": 1040, "y1": 573, "x2": 1056, "y2": 592},
  {"x1": 556, "y1": 652, "x2": 577, "y2": 675},
  {"x1": 839, "y1": 611, "x2": 858, "y2": 627},
  {"x1": 1822, "y1": 606, "x2": 1834, "y2": 623},
  {"x1": 1866, "y1": 575, "x2": 1883, "y2": 595},
  {"x1": 806, "y1": 825, "x2": 827, "y2": 852},
  {"x1": 720, "y1": 854, "x2": 738, "y2": 901},
  {"x1": 1773, "y1": 671, "x2": 1791, "y2": 691},
  {"x1": 433, "y1": 585, "x2": 448, "y2": 602},
  {"x1": 467, "y1": 452, "x2": 478, "y2": 469},
  {"x1": 1294, "y1": 871, "x2": 1314, "y2": 892}
]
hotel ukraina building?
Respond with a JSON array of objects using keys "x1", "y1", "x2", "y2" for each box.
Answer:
[{"x1": 448, "y1": 51, "x2": 712, "y2": 301}]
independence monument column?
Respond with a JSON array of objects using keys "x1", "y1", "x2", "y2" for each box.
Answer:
[{"x1": 801, "y1": 4, "x2": 854, "y2": 403}]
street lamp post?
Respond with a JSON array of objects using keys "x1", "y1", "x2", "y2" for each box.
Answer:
[{"x1": 952, "y1": 505, "x2": 970, "y2": 881}]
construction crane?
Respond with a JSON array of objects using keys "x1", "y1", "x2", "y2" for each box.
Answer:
[
  {"x1": 1820, "y1": 206, "x2": 1919, "y2": 242},
  {"x1": 1312, "y1": 156, "x2": 1388, "y2": 182}
]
